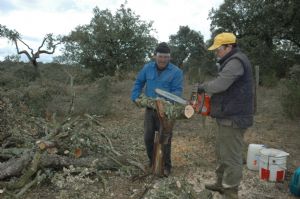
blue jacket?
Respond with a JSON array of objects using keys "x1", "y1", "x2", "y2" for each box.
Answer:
[{"x1": 131, "y1": 61, "x2": 183, "y2": 101}]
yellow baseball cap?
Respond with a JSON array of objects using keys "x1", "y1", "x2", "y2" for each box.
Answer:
[{"x1": 208, "y1": 32, "x2": 236, "y2": 50}]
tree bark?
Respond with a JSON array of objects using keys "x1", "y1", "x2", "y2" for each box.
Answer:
[
  {"x1": 135, "y1": 96, "x2": 194, "y2": 176},
  {"x1": 0, "y1": 151, "x2": 131, "y2": 180},
  {"x1": 0, "y1": 148, "x2": 30, "y2": 160},
  {"x1": 135, "y1": 94, "x2": 194, "y2": 119},
  {"x1": 152, "y1": 131, "x2": 164, "y2": 176},
  {"x1": 0, "y1": 151, "x2": 33, "y2": 180},
  {"x1": 152, "y1": 100, "x2": 174, "y2": 176}
]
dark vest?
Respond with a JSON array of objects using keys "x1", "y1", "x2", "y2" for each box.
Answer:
[{"x1": 210, "y1": 49, "x2": 254, "y2": 128}]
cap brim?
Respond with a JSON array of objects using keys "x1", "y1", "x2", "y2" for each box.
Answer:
[{"x1": 207, "y1": 44, "x2": 220, "y2": 51}]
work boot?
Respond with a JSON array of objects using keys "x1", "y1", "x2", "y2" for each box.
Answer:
[
  {"x1": 205, "y1": 179, "x2": 224, "y2": 193},
  {"x1": 222, "y1": 187, "x2": 238, "y2": 199},
  {"x1": 163, "y1": 168, "x2": 171, "y2": 177}
]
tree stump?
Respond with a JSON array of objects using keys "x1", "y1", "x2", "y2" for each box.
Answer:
[{"x1": 152, "y1": 100, "x2": 175, "y2": 176}]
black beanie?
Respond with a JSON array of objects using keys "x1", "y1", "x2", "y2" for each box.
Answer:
[{"x1": 155, "y1": 42, "x2": 170, "y2": 54}]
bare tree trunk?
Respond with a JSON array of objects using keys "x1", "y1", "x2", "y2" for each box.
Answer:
[{"x1": 32, "y1": 60, "x2": 40, "y2": 79}]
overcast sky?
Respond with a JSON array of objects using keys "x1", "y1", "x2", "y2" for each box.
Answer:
[{"x1": 0, "y1": 0, "x2": 224, "y2": 62}]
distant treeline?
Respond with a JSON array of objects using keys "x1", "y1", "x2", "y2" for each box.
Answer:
[{"x1": 1, "y1": 1, "x2": 299, "y2": 85}]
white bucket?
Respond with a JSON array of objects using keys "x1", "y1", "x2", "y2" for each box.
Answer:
[
  {"x1": 259, "y1": 148, "x2": 289, "y2": 182},
  {"x1": 247, "y1": 144, "x2": 265, "y2": 170}
]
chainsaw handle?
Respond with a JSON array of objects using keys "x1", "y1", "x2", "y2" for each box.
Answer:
[
  {"x1": 189, "y1": 91, "x2": 211, "y2": 116},
  {"x1": 198, "y1": 92, "x2": 205, "y2": 112}
]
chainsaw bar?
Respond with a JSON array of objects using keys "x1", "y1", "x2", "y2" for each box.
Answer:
[{"x1": 155, "y1": 88, "x2": 188, "y2": 105}]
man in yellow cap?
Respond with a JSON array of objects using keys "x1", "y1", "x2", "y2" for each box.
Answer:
[{"x1": 196, "y1": 32, "x2": 254, "y2": 198}]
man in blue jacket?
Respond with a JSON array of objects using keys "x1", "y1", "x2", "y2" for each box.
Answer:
[{"x1": 131, "y1": 42, "x2": 183, "y2": 176}]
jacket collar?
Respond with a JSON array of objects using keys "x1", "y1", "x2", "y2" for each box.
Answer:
[
  {"x1": 154, "y1": 62, "x2": 172, "y2": 71},
  {"x1": 217, "y1": 47, "x2": 240, "y2": 65}
]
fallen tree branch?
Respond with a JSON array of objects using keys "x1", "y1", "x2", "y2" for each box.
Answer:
[
  {"x1": 39, "y1": 153, "x2": 127, "y2": 170},
  {"x1": 0, "y1": 148, "x2": 30, "y2": 159},
  {"x1": 0, "y1": 151, "x2": 33, "y2": 180},
  {"x1": 6, "y1": 150, "x2": 41, "y2": 190},
  {"x1": 95, "y1": 128, "x2": 121, "y2": 157},
  {"x1": 136, "y1": 176, "x2": 155, "y2": 199},
  {"x1": 0, "y1": 150, "x2": 126, "y2": 181},
  {"x1": 127, "y1": 159, "x2": 147, "y2": 173},
  {"x1": 15, "y1": 170, "x2": 46, "y2": 199}
]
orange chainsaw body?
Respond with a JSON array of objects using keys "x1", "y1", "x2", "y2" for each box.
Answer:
[{"x1": 190, "y1": 92, "x2": 211, "y2": 116}]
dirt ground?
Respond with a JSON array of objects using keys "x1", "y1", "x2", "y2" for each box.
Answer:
[{"x1": 16, "y1": 79, "x2": 300, "y2": 198}]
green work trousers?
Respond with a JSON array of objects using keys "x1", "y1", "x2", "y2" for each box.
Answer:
[{"x1": 215, "y1": 123, "x2": 246, "y2": 188}]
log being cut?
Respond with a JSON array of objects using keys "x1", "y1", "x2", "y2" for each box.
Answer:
[
  {"x1": 134, "y1": 94, "x2": 194, "y2": 177},
  {"x1": 134, "y1": 94, "x2": 194, "y2": 119}
]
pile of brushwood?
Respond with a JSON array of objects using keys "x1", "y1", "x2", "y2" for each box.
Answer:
[
  {"x1": 0, "y1": 91, "x2": 194, "y2": 198},
  {"x1": 0, "y1": 96, "x2": 145, "y2": 198}
]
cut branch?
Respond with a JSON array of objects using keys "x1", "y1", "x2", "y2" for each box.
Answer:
[
  {"x1": 6, "y1": 151, "x2": 41, "y2": 190},
  {"x1": 0, "y1": 148, "x2": 30, "y2": 159},
  {"x1": 0, "y1": 151, "x2": 33, "y2": 180},
  {"x1": 0, "y1": 151, "x2": 133, "y2": 181},
  {"x1": 135, "y1": 94, "x2": 194, "y2": 119}
]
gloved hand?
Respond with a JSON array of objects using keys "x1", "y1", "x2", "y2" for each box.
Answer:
[
  {"x1": 134, "y1": 98, "x2": 142, "y2": 108},
  {"x1": 192, "y1": 83, "x2": 205, "y2": 94},
  {"x1": 197, "y1": 83, "x2": 205, "y2": 94},
  {"x1": 192, "y1": 83, "x2": 199, "y2": 93}
]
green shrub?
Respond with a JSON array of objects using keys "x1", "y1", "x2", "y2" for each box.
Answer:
[
  {"x1": 261, "y1": 71, "x2": 278, "y2": 87},
  {"x1": 0, "y1": 63, "x2": 32, "y2": 88},
  {"x1": 0, "y1": 72, "x2": 29, "y2": 88},
  {"x1": 0, "y1": 61, "x2": 112, "y2": 118},
  {"x1": 40, "y1": 63, "x2": 93, "y2": 85},
  {"x1": 2, "y1": 89, "x2": 24, "y2": 108},
  {"x1": 14, "y1": 65, "x2": 37, "y2": 82},
  {"x1": 74, "y1": 76, "x2": 112, "y2": 116},
  {"x1": 281, "y1": 65, "x2": 300, "y2": 119},
  {"x1": 23, "y1": 81, "x2": 67, "y2": 117},
  {"x1": 187, "y1": 66, "x2": 215, "y2": 85},
  {"x1": 23, "y1": 85, "x2": 54, "y2": 116},
  {"x1": 46, "y1": 76, "x2": 112, "y2": 117}
]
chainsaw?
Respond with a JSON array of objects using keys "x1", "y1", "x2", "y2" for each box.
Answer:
[{"x1": 155, "y1": 88, "x2": 211, "y2": 116}]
